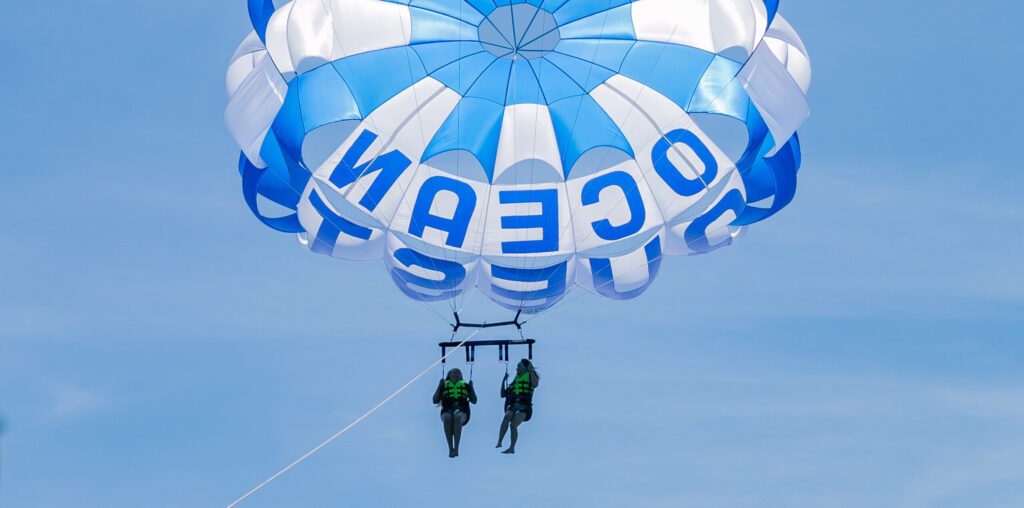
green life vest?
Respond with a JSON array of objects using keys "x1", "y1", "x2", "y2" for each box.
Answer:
[
  {"x1": 511, "y1": 372, "x2": 533, "y2": 395},
  {"x1": 444, "y1": 380, "x2": 469, "y2": 401}
]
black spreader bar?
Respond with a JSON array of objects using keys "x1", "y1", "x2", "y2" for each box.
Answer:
[
  {"x1": 439, "y1": 338, "x2": 535, "y2": 364},
  {"x1": 451, "y1": 310, "x2": 523, "y2": 333}
]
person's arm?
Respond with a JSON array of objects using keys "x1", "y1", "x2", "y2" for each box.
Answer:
[
  {"x1": 467, "y1": 382, "x2": 478, "y2": 404},
  {"x1": 500, "y1": 373, "x2": 509, "y2": 397},
  {"x1": 432, "y1": 380, "x2": 443, "y2": 404},
  {"x1": 530, "y1": 369, "x2": 540, "y2": 388}
]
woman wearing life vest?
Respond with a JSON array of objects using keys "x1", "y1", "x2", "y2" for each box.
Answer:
[
  {"x1": 496, "y1": 359, "x2": 539, "y2": 454},
  {"x1": 432, "y1": 368, "x2": 477, "y2": 458}
]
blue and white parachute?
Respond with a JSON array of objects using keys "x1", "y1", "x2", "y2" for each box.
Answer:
[{"x1": 225, "y1": 0, "x2": 811, "y2": 313}]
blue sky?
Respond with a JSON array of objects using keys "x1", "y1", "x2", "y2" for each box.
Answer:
[{"x1": 2, "y1": 1, "x2": 1023, "y2": 507}]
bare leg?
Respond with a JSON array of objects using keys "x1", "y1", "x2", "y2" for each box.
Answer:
[
  {"x1": 497, "y1": 410, "x2": 513, "y2": 447},
  {"x1": 452, "y1": 411, "x2": 466, "y2": 457},
  {"x1": 502, "y1": 412, "x2": 527, "y2": 454},
  {"x1": 441, "y1": 413, "x2": 455, "y2": 457}
]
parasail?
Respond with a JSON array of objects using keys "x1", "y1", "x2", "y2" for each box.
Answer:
[{"x1": 225, "y1": 0, "x2": 812, "y2": 314}]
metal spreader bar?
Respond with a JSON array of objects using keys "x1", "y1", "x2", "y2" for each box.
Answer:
[
  {"x1": 438, "y1": 338, "x2": 536, "y2": 364},
  {"x1": 451, "y1": 310, "x2": 523, "y2": 334}
]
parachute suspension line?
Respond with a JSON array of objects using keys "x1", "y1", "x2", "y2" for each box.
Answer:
[
  {"x1": 225, "y1": 327, "x2": 485, "y2": 508},
  {"x1": 396, "y1": 40, "x2": 460, "y2": 320},
  {"x1": 514, "y1": 7, "x2": 622, "y2": 313},
  {"x1": 546, "y1": 8, "x2": 618, "y2": 254}
]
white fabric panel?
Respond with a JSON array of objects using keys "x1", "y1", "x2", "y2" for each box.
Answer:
[
  {"x1": 477, "y1": 257, "x2": 576, "y2": 311},
  {"x1": 493, "y1": 105, "x2": 564, "y2": 184},
  {"x1": 565, "y1": 150, "x2": 664, "y2": 257},
  {"x1": 264, "y1": 1, "x2": 298, "y2": 79},
  {"x1": 480, "y1": 183, "x2": 575, "y2": 262},
  {"x1": 296, "y1": 185, "x2": 387, "y2": 260},
  {"x1": 285, "y1": 0, "x2": 336, "y2": 75},
  {"x1": 576, "y1": 233, "x2": 664, "y2": 294},
  {"x1": 764, "y1": 16, "x2": 812, "y2": 94},
  {"x1": 383, "y1": 233, "x2": 478, "y2": 298},
  {"x1": 631, "y1": 0, "x2": 767, "y2": 57},
  {"x1": 312, "y1": 78, "x2": 460, "y2": 227},
  {"x1": 591, "y1": 75, "x2": 739, "y2": 224},
  {"x1": 765, "y1": 16, "x2": 808, "y2": 57},
  {"x1": 388, "y1": 160, "x2": 490, "y2": 258},
  {"x1": 226, "y1": 32, "x2": 268, "y2": 96},
  {"x1": 663, "y1": 171, "x2": 746, "y2": 255},
  {"x1": 265, "y1": 0, "x2": 412, "y2": 80},
  {"x1": 224, "y1": 53, "x2": 288, "y2": 167},
  {"x1": 738, "y1": 42, "x2": 810, "y2": 154}
]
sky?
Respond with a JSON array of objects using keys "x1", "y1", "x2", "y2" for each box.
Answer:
[{"x1": 1, "y1": 1, "x2": 1023, "y2": 507}]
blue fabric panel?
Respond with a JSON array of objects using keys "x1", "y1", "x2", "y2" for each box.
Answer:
[
  {"x1": 270, "y1": 85, "x2": 307, "y2": 164},
  {"x1": 266, "y1": 66, "x2": 363, "y2": 164},
  {"x1": 307, "y1": 190, "x2": 373, "y2": 258},
  {"x1": 239, "y1": 151, "x2": 304, "y2": 234},
  {"x1": 543, "y1": 51, "x2": 615, "y2": 91},
  {"x1": 413, "y1": 41, "x2": 487, "y2": 73},
  {"x1": 423, "y1": 98, "x2": 506, "y2": 180},
  {"x1": 736, "y1": 102, "x2": 770, "y2": 172},
  {"x1": 529, "y1": 58, "x2": 584, "y2": 103},
  {"x1": 554, "y1": 39, "x2": 634, "y2": 72},
  {"x1": 466, "y1": 58, "x2": 514, "y2": 103},
  {"x1": 410, "y1": 0, "x2": 485, "y2": 25},
  {"x1": 410, "y1": 7, "x2": 479, "y2": 43},
  {"x1": 764, "y1": 0, "x2": 779, "y2": 25},
  {"x1": 248, "y1": 0, "x2": 275, "y2": 42},
  {"x1": 589, "y1": 236, "x2": 662, "y2": 300},
  {"x1": 620, "y1": 42, "x2": 715, "y2": 112},
  {"x1": 734, "y1": 134, "x2": 800, "y2": 226},
  {"x1": 684, "y1": 189, "x2": 746, "y2": 253},
  {"x1": 542, "y1": 0, "x2": 571, "y2": 13},
  {"x1": 553, "y1": 0, "x2": 632, "y2": 25},
  {"x1": 258, "y1": 133, "x2": 310, "y2": 208},
  {"x1": 332, "y1": 47, "x2": 427, "y2": 116},
  {"x1": 688, "y1": 56, "x2": 748, "y2": 119},
  {"x1": 390, "y1": 248, "x2": 466, "y2": 301},
  {"x1": 465, "y1": 0, "x2": 498, "y2": 17},
  {"x1": 430, "y1": 51, "x2": 499, "y2": 95},
  {"x1": 548, "y1": 95, "x2": 633, "y2": 176},
  {"x1": 557, "y1": 4, "x2": 635, "y2": 40},
  {"x1": 506, "y1": 59, "x2": 545, "y2": 105}
]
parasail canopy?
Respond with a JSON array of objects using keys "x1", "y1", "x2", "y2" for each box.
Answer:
[{"x1": 225, "y1": 0, "x2": 812, "y2": 314}]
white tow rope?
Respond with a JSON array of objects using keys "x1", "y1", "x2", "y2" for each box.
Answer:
[{"x1": 225, "y1": 328, "x2": 484, "y2": 507}]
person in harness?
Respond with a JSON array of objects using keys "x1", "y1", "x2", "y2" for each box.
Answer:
[
  {"x1": 496, "y1": 359, "x2": 539, "y2": 454},
  {"x1": 432, "y1": 368, "x2": 477, "y2": 458}
]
